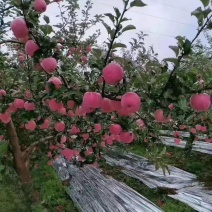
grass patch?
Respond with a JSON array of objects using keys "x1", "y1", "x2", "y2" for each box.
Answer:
[
  {"x1": 128, "y1": 143, "x2": 212, "y2": 187},
  {"x1": 0, "y1": 168, "x2": 29, "y2": 212},
  {"x1": 31, "y1": 158, "x2": 78, "y2": 212},
  {"x1": 0, "y1": 158, "x2": 78, "y2": 212},
  {"x1": 1, "y1": 142, "x2": 210, "y2": 212}
]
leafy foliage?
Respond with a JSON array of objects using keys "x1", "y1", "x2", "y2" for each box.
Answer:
[{"x1": 0, "y1": 0, "x2": 211, "y2": 192}]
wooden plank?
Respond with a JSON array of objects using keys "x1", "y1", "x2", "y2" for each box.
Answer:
[{"x1": 53, "y1": 156, "x2": 163, "y2": 212}]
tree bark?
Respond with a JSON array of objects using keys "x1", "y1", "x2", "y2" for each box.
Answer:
[
  {"x1": 6, "y1": 120, "x2": 40, "y2": 203},
  {"x1": 22, "y1": 136, "x2": 54, "y2": 169},
  {"x1": 6, "y1": 120, "x2": 32, "y2": 183}
]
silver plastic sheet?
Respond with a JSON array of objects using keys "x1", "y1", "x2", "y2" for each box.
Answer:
[
  {"x1": 104, "y1": 149, "x2": 212, "y2": 212},
  {"x1": 160, "y1": 136, "x2": 212, "y2": 155},
  {"x1": 159, "y1": 130, "x2": 206, "y2": 140},
  {"x1": 53, "y1": 156, "x2": 163, "y2": 212},
  {"x1": 169, "y1": 186, "x2": 212, "y2": 212},
  {"x1": 104, "y1": 150, "x2": 199, "y2": 189}
]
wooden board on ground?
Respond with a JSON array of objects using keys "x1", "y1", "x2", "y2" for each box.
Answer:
[{"x1": 53, "y1": 156, "x2": 163, "y2": 212}]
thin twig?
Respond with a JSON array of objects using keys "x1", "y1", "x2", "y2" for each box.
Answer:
[
  {"x1": 55, "y1": 69, "x2": 70, "y2": 90},
  {"x1": 26, "y1": 54, "x2": 35, "y2": 99},
  {"x1": 178, "y1": 86, "x2": 212, "y2": 96},
  {"x1": 0, "y1": 40, "x2": 22, "y2": 45},
  {"x1": 0, "y1": 6, "x2": 14, "y2": 13}
]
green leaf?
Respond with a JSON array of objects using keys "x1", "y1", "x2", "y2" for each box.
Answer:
[
  {"x1": 110, "y1": 29, "x2": 116, "y2": 38},
  {"x1": 112, "y1": 42, "x2": 127, "y2": 49},
  {"x1": 121, "y1": 24, "x2": 136, "y2": 33},
  {"x1": 177, "y1": 115, "x2": 185, "y2": 122},
  {"x1": 92, "y1": 48, "x2": 104, "y2": 58},
  {"x1": 130, "y1": 0, "x2": 147, "y2": 7},
  {"x1": 102, "y1": 22, "x2": 112, "y2": 35},
  {"x1": 163, "y1": 58, "x2": 179, "y2": 65},
  {"x1": 121, "y1": 17, "x2": 131, "y2": 23},
  {"x1": 183, "y1": 39, "x2": 192, "y2": 55},
  {"x1": 159, "y1": 146, "x2": 166, "y2": 157},
  {"x1": 118, "y1": 24, "x2": 123, "y2": 31},
  {"x1": 175, "y1": 36, "x2": 185, "y2": 47},
  {"x1": 155, "y1": 161, "x2": 160, "y2": 170},
  {"x1": 0, "y1": 142, "x2": 8, "y2": 155},
  {"x1": 162, "y1": 166, "x2": 166, "y2": 176},
  {"x1": 114, "y1": 7, "x2": 121, "y2": 20},
  {"x1": 169, "y1": 46, "x2": 179, "y2": 57},
  {"x1": 155, "y1": 72, "x2": 169, "y2": 84},
  {"x1": 186, "y1": 114, "x2": 196, "y2": 122},
  {"x1": 0, "y1": 165, "x2": 5, "y2": 172},
  {"x1": 178, "y1": 98, "x2": 189, "y2": 112},
  {"x1": 104, "y1": 13, "x2": 115, "y2": 23},
  {"x1": 43, "y1": 15, "x2": 50, "y2": 24},
  {"x1": 207, "y1": 21, "x2": 212, "y2": 29},
  {"x1": 200, "y1": 0, "x2": 210, "y2": 7},
  {"x1": 40, "y1": 25, "x2": 53, "y2": 35},
  {"x1": 191, "y1": 7, "x2": 204, "y2": 26},
  {"x1": 164, "y1": 165, "x2": 170, "y2": 175},
  {"x1": 203, "y1": 8, "x2": 212, "y2": 18}
]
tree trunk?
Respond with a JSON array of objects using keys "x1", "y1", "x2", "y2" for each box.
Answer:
[
  {"x1": 6, "y1": 120, "x2": 32, "y2": 183},
  {"x1": 6, "y1": 120, "x2": 40, "y2": 203}
]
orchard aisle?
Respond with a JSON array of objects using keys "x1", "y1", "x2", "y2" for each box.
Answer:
[
  {"x1": 104, "y1": 149, "x2": 199, "y2": 189},
  {"x1": 53, "y1": 147, "x2": 212, "y2": 212},
  {"x1": 104, "y1": 149, "x2": 212, "y2": 212},
  {"x1": 169, "y1": 186, "x2": 212, "y2": 212},
  {"x1": 53, "y1": 156, "x2": 163, "y2": 212},
  {"x1": 159, "y1": 136, "x2": 212, "y2": 155},
  {"x1": 159, "y1": 130, "x2": 212, "y2": 155}
]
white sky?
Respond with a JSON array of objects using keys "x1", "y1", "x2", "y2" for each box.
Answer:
[
  {"x1": 43, "y1": 0, "x2": 203, "y2": 60},
  {"x1": 2, "y1": 0, "x2": 204, "y2": 60}
]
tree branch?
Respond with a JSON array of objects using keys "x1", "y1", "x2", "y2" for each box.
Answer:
[
  {"x1": 0, "y1": 6, "x2": 14, "y2": 13},
  {"x1": 22, "y1": 136, "x2": 54, "y2": 161},
  {"x1": 158, "y1": 14, "x2": 212, "y2": 98},
  {"x1": 0, "y1": 40, "x2": 22, "y2": 45},
  {"x1": 26, "y1": 55, "x2": 35, "y2": 99},
  {"x1": 178, "y1": 85, "x2": 212, "y2": 96},
  {"x1": 56, "y1": 69, "x2": 70, "y2": 90},
  {"x1": 102, "y1": 4, "x2": 128, "y2": 97},
  {"x1": 20, "y1": 0, "x2": 41, "y2": 48}
]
